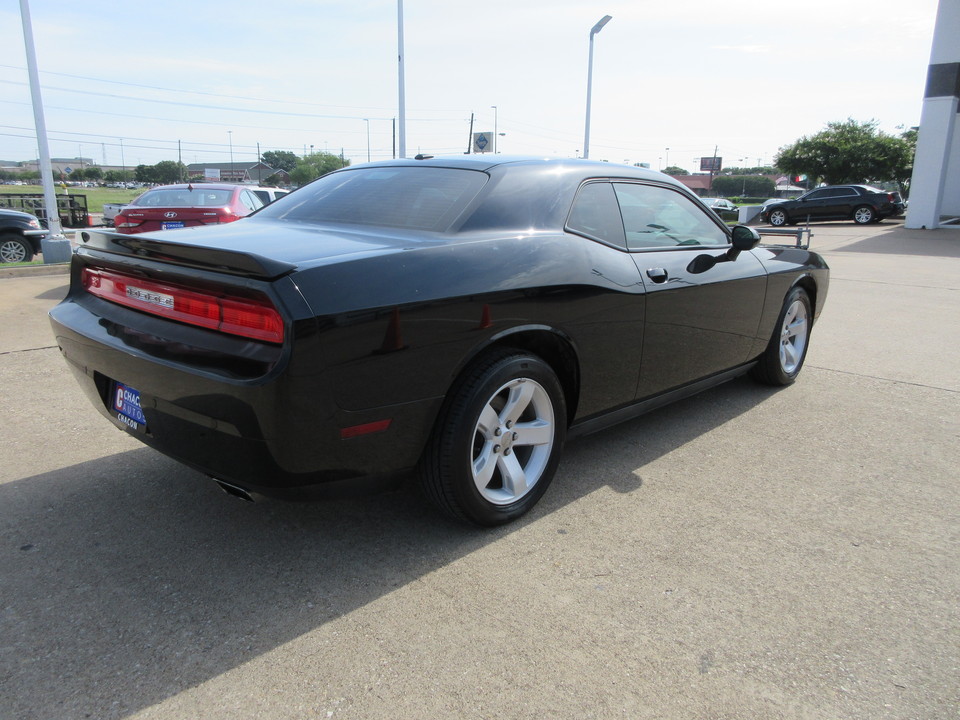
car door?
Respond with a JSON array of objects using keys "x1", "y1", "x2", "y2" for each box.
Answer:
[
  {"x1": 612, "y1": 181, "x2": 767, "y2": 399},
  {"x1": 792, "y1": 188, "x2": 833, "y2": 222},
  {"x1": 823, "y1": 187, "x2": 859, "y2": 219}
]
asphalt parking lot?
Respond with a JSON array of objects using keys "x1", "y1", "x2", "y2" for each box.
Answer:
[{"x1": 1, "y1": 221, "x2": 958, "y2": 720}]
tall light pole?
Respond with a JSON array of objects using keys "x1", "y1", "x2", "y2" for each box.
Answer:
[
  {"x1": 665, "y1": 147, "x2": 670, "y2": 168},
  {"x1": 583, "y1": 14, "x2": 612, "y2": 160},
  {"x1": 364, "y1": 119, "x2": 371, "y2": 162},
  {"x1": 491, "y1": 105, "x2": 498, "y2": 154},
  {"x1": 397, "y1": 0, "x2": 406, "y2": 158},
  {"x1": 18, "y1": 0, "x2": 64, "y2": 242},
  {"x1": 228, "y1": 130, "x2": 234, "y2": 181}
]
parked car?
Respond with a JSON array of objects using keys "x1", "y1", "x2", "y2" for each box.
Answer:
[
  {"x1": 113, "y1": 183, "x2": 264, "y2": 234},
  {"x1": 249, "y1": 186, "x2": 290, "y2": 205},
  {"x1": 760, "y1": 185, "x2": 904, "y2": 226},
  {"x1": 101, "y1": 202, "x2": 128, "y2": 227},
  {"x1": 700, "y1": 197, "x2": 739, "y2": 220},
  {"x1": 0, "y1": 208, "x2": 48, "y2": 263},
  {"x1": 50, "y1": 156, "x2": 829, "y2": 526}
]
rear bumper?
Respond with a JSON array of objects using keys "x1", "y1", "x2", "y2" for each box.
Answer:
[{"x1": 49, "y1": 294, "x2": 441, "y2": 495}]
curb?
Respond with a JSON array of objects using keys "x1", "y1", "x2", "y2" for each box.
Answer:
[{"x1": 0, "y1": 262, "x2": 70, "y2": 279}]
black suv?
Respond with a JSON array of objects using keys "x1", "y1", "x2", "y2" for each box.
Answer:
[
  {"x1": 0, "y1": 209, "x2": 48, "y2": 263},
  {"x1": 761, "y1": 185, "x2": 904, "y2": 226}
]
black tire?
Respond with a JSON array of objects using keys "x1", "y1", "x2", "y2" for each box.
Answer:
[
  {"x1": 0, "y1": 234, "x2": 34, "y2": 263},
  {"x1": 767, "y1": 208, "x2": 788, "y2": 227},
  {"x1": 853, "y1": 205, "x2": 875, "y2": 224},
  {"x1": 750, "y1": 287, "x2": 812, "y2": 386},
  {"x1": 419, "y1": 349, "x2": 567, "y2": 526}
]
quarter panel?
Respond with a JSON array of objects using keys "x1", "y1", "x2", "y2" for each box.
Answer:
[{"x1": 292, "y1": 232, "x2": 647, "y2": 419}]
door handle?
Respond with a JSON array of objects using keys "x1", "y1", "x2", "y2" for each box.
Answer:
[{"x1": 646, "y1": 267, "x2": 668, "y2": 283}]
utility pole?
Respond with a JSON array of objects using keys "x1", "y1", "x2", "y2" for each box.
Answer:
[
  {"x1": 18, "y1": 0, "x2": 67, "y2": 261},
  {"x1": 709, "y1": 144, "x2": 719, "y2": 192},
  {"x1": 465, "y1": 112, "x2": 475, "y2": 154},
  {"x1": 397, "y1": 0, "x2": 406, "y2": 158}
]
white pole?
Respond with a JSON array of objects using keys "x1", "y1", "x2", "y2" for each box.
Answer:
[
  {"x1": 18, "y1": 0, "x2": 63, "y2": 240},
  {"x1": 583, "y1": 15, "x2": 612, "y2": 161},
  {"x1": 397, "y1": 0, "x2": 407, "y2": 158}
]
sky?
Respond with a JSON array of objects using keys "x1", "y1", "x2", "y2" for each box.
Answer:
[{"x1": 0, "y1": 0, "x2": 941, "y2": 174}]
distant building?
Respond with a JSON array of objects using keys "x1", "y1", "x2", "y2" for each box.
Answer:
[
  {"x1": 186, "y1": 162, "x2": 285, "y2": 185},
  {"x1": 906, "y1": 0, "x2": 960, "y2": 229},
  {"x1": 13, "y1": 157, "x2": 102, "y2": 175},
  {"x1": 668, "y1": 174, "x2": 713, "y2": 196}
]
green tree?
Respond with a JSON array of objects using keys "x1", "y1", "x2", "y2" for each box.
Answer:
[
  {"x1": 775, "y1": 119, "x2": 915, "y2": 189},
  {"x1": 290, "y1": 152, "x2": 349, "y2": 186},
  {"x1": 662, "y1": 166, "x2": 688, "y2": 175},
  {"x1": 103, "y1": 170, "x2": 133, "y2": 183},
  {"x1": 153, "y1": 160, "x2": 187, "y2": 184},
  {"x1": 134, "y1": 164, "x2": 157, "y2": 183},
  {"x1": 712, "y1": 175, "x2": 775, "y2": 198},
  {"x1": 84, "y1": 166, "x2": 103, "y2": 182},
  {"x1": 261, "y1": 150, "x2": 298, "y2": 173}
]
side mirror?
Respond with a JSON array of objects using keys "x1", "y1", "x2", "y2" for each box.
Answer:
[{"x1": 731, "y1": 225, "x2": 761, "y2": 252}]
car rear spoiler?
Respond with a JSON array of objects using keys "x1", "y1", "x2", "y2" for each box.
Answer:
[{"x1": 76, "y1": 230, "x2": 297, "y2": 280}]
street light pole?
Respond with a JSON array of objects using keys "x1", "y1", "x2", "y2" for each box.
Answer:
[
  {"x1": 18, "y1": 0, "x2": 63, "y2": 241},
  {"x1": 364, "y1": 119, "x2": 371, "y2": 162},
  {"x1": 228, "y1": 130, "x2": 234, "y2": 181},
  {"x1": 397, "y1": 0, "x2": 406, "y2": 158},
  {"x1": 583, "y1": 14, "x2": 612, "y2": 160},
  {"x1": 491, "y1": 105, "x2": 498, "y2": 154}
]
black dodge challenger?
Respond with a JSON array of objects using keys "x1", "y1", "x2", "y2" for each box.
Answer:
[{"x1": 50, "y1": 156, "x2": 829, "y2": 525}]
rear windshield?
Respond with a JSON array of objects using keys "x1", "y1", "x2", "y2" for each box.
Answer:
[
  {"x1": 132, "y1": 188, "x2": 233, "y2": 207},
  {"x1": 257, "y1": 167, "x2": 487, "y2": 232}
]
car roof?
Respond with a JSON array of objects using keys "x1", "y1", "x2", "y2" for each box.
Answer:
[
  {"x1": 142, "y1": 183, "x2": 244, "y2": 192},
  {"x1": 350, "y1": 154, "x2": 678, "y2": 185}
]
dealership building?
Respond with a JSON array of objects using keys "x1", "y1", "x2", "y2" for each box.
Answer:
[{"x1": 907, "y1": 0, "x2": 960, "y2": 229}]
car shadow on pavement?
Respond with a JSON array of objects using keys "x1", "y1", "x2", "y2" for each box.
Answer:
[
  {"x1": 34, "y1": 283, "x2": 69, "y2": 301},
  {"x1": 829, "y1": 225, "x2": 960, "y2": 259},
  {"x1": 0, "y1": 376, "x2": 775, "y2": 719}
]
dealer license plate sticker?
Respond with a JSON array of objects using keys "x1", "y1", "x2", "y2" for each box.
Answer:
[
  {"x1": 112, "y1": 382, "x2": 147, "y2": 432},
  {"x1": 161, "y1": 221, "x2": 184, "y2": 230}
]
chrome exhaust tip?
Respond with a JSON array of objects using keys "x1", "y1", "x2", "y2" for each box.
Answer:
[{"x1": 214, "y1": 479, "x2": 254, "y2": 502}]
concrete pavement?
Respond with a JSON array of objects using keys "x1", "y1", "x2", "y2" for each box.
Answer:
[{"x1": 1, "y1": 221, "x2": 957, "y2": 719}]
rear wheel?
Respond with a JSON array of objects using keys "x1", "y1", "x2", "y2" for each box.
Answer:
[
  {"x1": 419, "y1": 350, "x2": 566, "y2": 526},
  {"x1": 750, "y1": 287, "x2": 812, "y2": 386},
  {"x1": 768, "y1": 208, "x2": 788, "y2": 227},
  {"x1": 853, "y1": 205, "x2": 875, "y2": 224},
  {"x1": 0, "y1": 234, "x2": 33, "y2": 263}
]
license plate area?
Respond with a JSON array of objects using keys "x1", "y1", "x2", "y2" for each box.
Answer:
[
  {"x1": 110, "y1": 380, "x2": 148, "y2": 433},
  {"x1": 161, "y1": 221, "x2": 184, "y2": 230}
]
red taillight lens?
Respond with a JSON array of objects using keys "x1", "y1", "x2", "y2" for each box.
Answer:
[{"x1": 82, "y1": 267, "x2": 284, "y2": 343}]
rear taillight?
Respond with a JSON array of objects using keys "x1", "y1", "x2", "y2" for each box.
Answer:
[
  {"x1": 115, "y1": 218, "x2": 142, "y2": 228},
  {"x1": 82, "y1": 267, "x2": 284, "y2": 343}
]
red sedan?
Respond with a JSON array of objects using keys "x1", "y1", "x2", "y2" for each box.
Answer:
[{"x1": 114, "y1": 183, "x2": 265, "y2": 234}]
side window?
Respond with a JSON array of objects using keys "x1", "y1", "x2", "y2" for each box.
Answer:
[
  {"x1": 566, "y1": 182, "x2": 626, "y2": 248},
  {"x1": 836, "y1": 188, "x2": 858, "y2": 197},
  {"x1": 805, "y1": 189, "x2": 828, "y2": 200},
  {"x1": 613, "y1": 183, "x2": 728, "y2": 249},
  {"x1": 241, "y1": 190, "x2": 264, "y2": 211}
]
